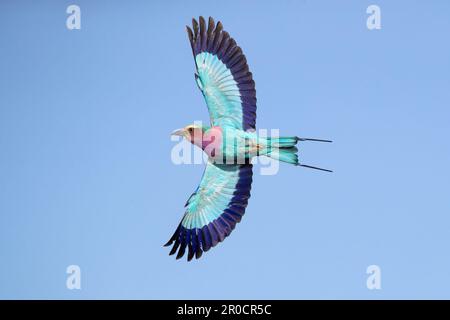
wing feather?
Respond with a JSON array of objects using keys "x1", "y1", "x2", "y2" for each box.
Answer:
[
  {"x1": 187, "y1": 16, "x2": 257, "y2": 131},
  {"x1": 165, "y1": 162, "x2": 253, "y2": 261}
]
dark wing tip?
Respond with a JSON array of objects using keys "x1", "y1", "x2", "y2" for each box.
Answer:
[
  {"x1": 208, "y1": 17, "x2": 215, "y2": 32},
  {"x1": 163, "y1": 240, "x2": 172, "y2": 247},
  {"x1": 186, "y1": 25, "x2": 193, "y2": 37},
  {"x1": 169, "y1": 240, "x2": 180, "y2": 255},
  {"x1": 176, "y1": 245, "x2": 186, "y2": 260},
  {"x1": 187, "y1": 244, "x2": 195, "y2": 262},
  {"x1": 195, "y1": 247, "x2": 203, "y2": 259},
  {"x1": 216, "y1": 21, "x2": 223, "y2": 33},
  {"x1": 192, "y1": 18, "x2": 199, "y2": 36},
  {"x1": 199, "y1": 16, "x2": 206, "y2": 30},
  {"x1": 186, "y1": 26, "x2": 194, "y2": 47}
]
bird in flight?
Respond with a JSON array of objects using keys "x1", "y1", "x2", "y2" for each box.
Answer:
[{"x1": 165, "y1": 17, "x2": 331, "y2": 261}]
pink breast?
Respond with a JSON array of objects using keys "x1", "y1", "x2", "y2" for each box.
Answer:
[{"x1": 202, "y1": 127, "x2": 223, "y2": 158}]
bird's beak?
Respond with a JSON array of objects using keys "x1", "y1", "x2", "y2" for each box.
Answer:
[{"x1": 171, "y1": 128, "x2": 185, "y2": 137}]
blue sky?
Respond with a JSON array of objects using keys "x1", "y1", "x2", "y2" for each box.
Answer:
[{"x1": 1, "y1": 0, "x2": 450, "y2": 299}]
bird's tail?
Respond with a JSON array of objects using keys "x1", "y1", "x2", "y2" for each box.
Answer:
[
  {"x1": 265, "y1": 136, "x2": 299, "y2": 165},
  {"x1": 264, "y1": 136, "x2": 333, "y2": 172}
]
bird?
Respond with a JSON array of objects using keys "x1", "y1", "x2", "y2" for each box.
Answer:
[{"x1": 165, "y1": 16, "x2": 331, "y2": 261}]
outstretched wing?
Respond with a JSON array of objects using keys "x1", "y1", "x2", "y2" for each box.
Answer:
[
  {"x1": 187, "y1": 16, "x2": 257, "y2": 131},
  {"x1": 165, "y1": 162, "x2": 253, "y2": 261}
]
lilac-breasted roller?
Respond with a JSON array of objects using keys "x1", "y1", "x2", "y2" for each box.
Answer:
[{"x1": 165, "y1": 17, "x2": 331, "y2": 261}]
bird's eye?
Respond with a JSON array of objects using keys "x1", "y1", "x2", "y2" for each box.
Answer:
[{"x1": 188, "y1": 127, "x2": 193, "y2": 132}]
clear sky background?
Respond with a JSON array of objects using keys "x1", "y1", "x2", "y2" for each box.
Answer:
[{"x1": 1, "y1": 0, "x2": 450, "y2": 299}]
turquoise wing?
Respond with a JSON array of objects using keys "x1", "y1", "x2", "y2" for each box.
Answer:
[
  {"x1": 165, "y1": 162, "x2": 253, "y2": 261},
  {"x1": 187, "y1": 16, "x2": 257, "y2": 131}
]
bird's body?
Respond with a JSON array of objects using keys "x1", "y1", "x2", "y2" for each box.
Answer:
[
  {"x1": 180, "y1": 124, "x2": 298, "y2": 164},
  {"x1": 165, "y1": 17, "x2": 331, "y2": 261}
]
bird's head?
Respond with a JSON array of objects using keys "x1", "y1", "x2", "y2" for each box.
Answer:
[{"x1": 171, "y1": 124, "x2": 207, "y2": 145}]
